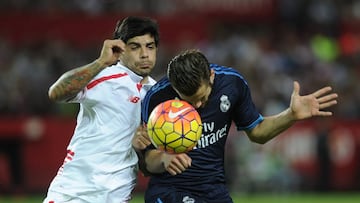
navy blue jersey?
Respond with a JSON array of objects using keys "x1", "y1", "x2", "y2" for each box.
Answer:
[{"x1": 141, "y1": 64, "x2": 263, "y2": 199}]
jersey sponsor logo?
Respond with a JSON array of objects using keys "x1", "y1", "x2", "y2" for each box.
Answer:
[
  {"x1": 168, "y1": 107, "x2": 190, "y2": 119},
  {"x1": 129, "y1": 96, "x2": 140, "y2": 103},
  {"x1": 220, "y1": 94, "x2": 230, "y2": 112},
  {"x1": 195, "y1": 122, "x2": 227, "y2": 149}
]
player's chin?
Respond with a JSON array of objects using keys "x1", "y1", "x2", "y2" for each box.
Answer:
[
  {"x1": 136, "y1": 68, "x2": 152, "y2": 77},
  {"x1": 198, "y1": 101, "x2": 208, "y2": 109}
]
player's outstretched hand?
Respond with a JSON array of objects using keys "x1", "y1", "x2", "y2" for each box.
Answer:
[
  {"x1": 162, "y1": 153, "x2": 192, "y2": 176},
  {"x1": 132, "y1": 125, "x2": 152, "y2": 151},
  {"x1": 290, "y1": 81, "x2": 338, "y2": 120},
  {"x1": 96, "y1": 39, "x2": 125, "y2": 67}
]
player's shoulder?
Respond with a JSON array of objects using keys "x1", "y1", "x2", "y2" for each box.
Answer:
[
  {"x1": 211, "y1": 63, "x2": 243, "y2": 77},
  {"x1": 95, "y1": 62, "x2": 128, "y2": 78},
  {"x1": 211, "y1": 63, "x2": 247, "y2": 84},
  {"x1": 148, "y1": 76, "x2": 172, "y2": 92}
]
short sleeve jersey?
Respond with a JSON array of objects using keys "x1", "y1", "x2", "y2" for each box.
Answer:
[
  {"x1": 141, "y1": 64, "x2": 263, "y2": 195},
  {"x1": 47, "y1": 62, "x2": 156, "y2": 200}
]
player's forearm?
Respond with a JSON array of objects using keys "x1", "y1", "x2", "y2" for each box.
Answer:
[
  {"x1": 48, "y1": 60, "x2": 107, "y2": 102},
  {"x1": 247, "y1": 108, "x2": 296, "y2": 144},
  {"x1": 145, "y1": 150, "x2": 167, "y2": 173}
]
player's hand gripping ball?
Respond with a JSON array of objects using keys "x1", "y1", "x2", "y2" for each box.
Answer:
[{"x1": 147, "y1": 99, "x2": 203, "y2": 153}]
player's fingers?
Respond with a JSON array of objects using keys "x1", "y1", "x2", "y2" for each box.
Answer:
[
  {"x1": 171, "y1": 159, "x2": 186, "y2": 172},
  {"x1": 139, "y1": 125, "x2": 150, "y2": 137},
  {"x1": 166, "y1": 167, "x2": 179, "y2": 176},
  {"x1": 168, "y1": 155, "x2": 189, "y2": 172},
  {"x1": 313, "y1": 110, "x2": 333, "y2": 117},
  {"x1": 319, "y1": 100, "x2": 337, "y2": 110},
  {"x1": 139, "y1": 135, "x2": 151, "y2": 144},
  {"x1": 317, "y1": 93, "x2": 338, "y2": 104},
  {"x1": 292, "y1": 81, "x2": 300, "y2": 96},
  {"x1": 136, "y1": 130, "x2": 151, "y2": 144},
  {"x1": 164, "y1": 158, "x2": 183, "y2": 175},
  {"x1": 141, "y1": 132, "x2": 152, "y2": 142},
  {"x1": 111, "y1": 41, "x2": 125, "y2": 54},
  {"x1": 134, "y1": 131, "x2": 141, "y2": 139},
  {"x1": 132, "y1": 140, "x2": 145, "y2": 150},
  {"x1": 133, "y1": 131, "x2": 150, "y2": 149},
  {"x1": 181, "y1": 154, "x2": 192, "y2": 167},
  {"x1": 113, "y1": 39, "x2": 126, "y2": 49},
  {"x1": 312, "y1": 86, "x2": 333, "y2": 98},
  {"x1": 139, "y1": 136, "x2": 152, "y2": 146},
  {"x1": 176, "y1": 154, "x2": 191, "y2": 168},
  {"x1": 168, "y1": 164, "x2": 183, "y2": 175}
]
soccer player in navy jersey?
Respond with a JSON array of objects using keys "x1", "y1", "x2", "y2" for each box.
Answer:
[{"x1": 140, "y1": 49, "x2": 338, "y2": 203}]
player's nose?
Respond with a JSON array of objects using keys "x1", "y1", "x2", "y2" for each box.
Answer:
[{"x1": 140, "y1": 47, "x2": 149, "y2": 58}]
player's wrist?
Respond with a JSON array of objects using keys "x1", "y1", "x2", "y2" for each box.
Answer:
[
  {"x1": 285, "y1": 108, "x2": 297, "y2": 122},
  {"x1": 94, "y1": 59, "x2": 108, "y2": 69}
]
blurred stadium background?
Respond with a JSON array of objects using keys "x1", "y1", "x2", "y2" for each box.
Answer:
[{"x1": 0, "y1": 0, "x2": 359, "y2": 202}]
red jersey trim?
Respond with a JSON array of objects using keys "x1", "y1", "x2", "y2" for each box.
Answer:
[
  {"x1": 137, "y1": 83, "x2": 142, "y2": 92},
  {"x1": 86, "y1": 73, "x2": 128, "y2": 89}
]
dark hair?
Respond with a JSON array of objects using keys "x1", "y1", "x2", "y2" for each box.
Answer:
[
  {"x1": 167, "y1": 49, "x2": 211, "y2": 96},
  {"x1": 113, "y1": 16, "x2": 160, "y2": 46}
]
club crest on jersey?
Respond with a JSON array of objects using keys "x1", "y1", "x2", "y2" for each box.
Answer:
[
  {"x1": 182, "y1": 196, "x2": 195, "y2": 203},
  {"x1": 220, "y1": 95, "x2": 230, "y2": 112}
]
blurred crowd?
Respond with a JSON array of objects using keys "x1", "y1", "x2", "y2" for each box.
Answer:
[
  {"x1": 0, "y1": 0, "x2": 185, "y2": 15},
  {"x1": 0, "y1": 0, "x2": 359, "y2": 119}
]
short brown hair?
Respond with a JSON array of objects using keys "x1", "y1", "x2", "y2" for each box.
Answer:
[
  {"x1": 113, "y1": 16, "x2": 160, "y2": 46},
  {"x1": 167, "y1": 49, "x2": 211, "y2": 96}
]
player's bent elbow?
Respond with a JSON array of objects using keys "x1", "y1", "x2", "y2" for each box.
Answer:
[
  {"x1": 248, "y1": 136, "x2": 268, "y2": 144},
  {"x1": 246, "y1": 132, "x2": 269, "y2": 144},
  {"x1": 48, "y1": 87, "x2": 65, "y2": 102},
  {"x1": 246, "y1": 128, "x2": 272, "y2": 144},
  {"x1": 48, "y1": 87, "x2": 57, "y2": 102},
  {"x1": 48, "y1": 86, "x2": 74, "y2": 102}
]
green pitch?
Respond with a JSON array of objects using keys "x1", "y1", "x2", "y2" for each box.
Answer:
[{"x1": 1, "y1": 192, "x2": 360, "y2": 203}]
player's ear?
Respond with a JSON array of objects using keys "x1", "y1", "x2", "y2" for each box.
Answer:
[{"x1": 210, "y1": 69, "x2": 215, "y2": 85}]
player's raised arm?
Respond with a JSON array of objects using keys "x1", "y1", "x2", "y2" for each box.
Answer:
[
  {"x1": 48, "y1": 39, "x2": 125, "y2": 102},
  {"x1": 246, "y1": 81, "x2": 338, "y2": 144},
  {"x1": 145, "y1": 150, "x2": 192, "y2": 175}
]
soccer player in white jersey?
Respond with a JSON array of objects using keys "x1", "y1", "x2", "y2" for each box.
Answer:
[{"x1": 43, "y1": 16, "x2": 159, "y2": 203}]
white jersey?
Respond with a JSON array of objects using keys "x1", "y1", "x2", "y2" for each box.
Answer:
[{"x1": 44, "y1": 62, "x2": 156, "y2": 203}]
